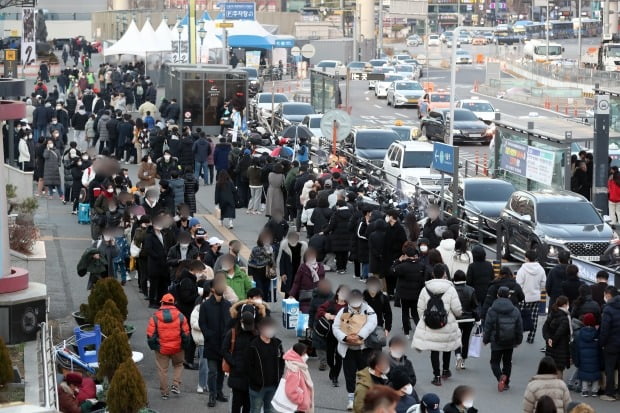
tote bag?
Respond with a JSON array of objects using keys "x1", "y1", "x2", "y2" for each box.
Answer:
[
  {"x1": 271, "y1": 378, "x2": 298, "y2": 412},
  {"x1": 468, "y1": 324, "x2": 483, "y2": 358}
]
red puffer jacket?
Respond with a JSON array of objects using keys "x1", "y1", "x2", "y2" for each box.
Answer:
[
  {"x1": 609, "y1": 178, "x2": 620, "y2": 202},
  {"x1": 146, "y1": 304, "x2": 190, "y2": 355}
]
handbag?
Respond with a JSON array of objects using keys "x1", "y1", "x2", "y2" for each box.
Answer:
[
  {"x1": 271, "y1": 378, "x2": 298, "y2": 413},
  {"x1": 468, "y1": 324, "x2": 483, "y2": 358},
  {"x1": 222, "y1": 329, "x2": 236, "y2": 374},
  {"x1": 299, "y1": 289, "x2": 314, "y2": 302},
  {"x1": 266, "y1": 265, "x2": 277, "y2": 280},
  {"x1": 313, "y1": 316, "x2": 332, "y2": 338},
  {"x1": 129, "y1": 242, "x2": 141, "y2": 258},
  {"x1": 365, "y1": 326, "x2": 387, "y2": 349}
]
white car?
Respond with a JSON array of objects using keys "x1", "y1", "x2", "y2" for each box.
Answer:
[
  {"x1": 456, "y1": 98, "x2": 496, "y2": 122},
  {"x1": 427, "y1": 34, "x2": 441, "y2": 46},
  {"x1": 386, "y1": 80, "x2": 425, "y2": 108},
  {"x1": 302, "y1": 114, "x2": 324, "y2": 145},
  {"x1": 375, "y1": 74, "x2": 404, "y2": 98},
  {"x1": 368, "y1": 67, "x2": 395, "y2": 90},
  {"x1": 253, "y1": 92, "x2": 289, "y2": 117},
  {"x1": 383, "y1": 140, "x2": 452, "y2": 194},
  {"x1": 455, "y1": 50, "x2": 472, "y2": 64},
  {"x1": 316, "y1": 60, "x2": 345, "y2": 78},
  {"x1": 392, "y1": 54, "x2": 411, "y2": 64},
  {"x1": 393, "y1": 64, "x2": 417, "y2": 80}
]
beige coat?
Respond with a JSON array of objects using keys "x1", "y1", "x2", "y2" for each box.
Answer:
[{"x1": 522, "y1": 374, "x2": 572, "y2": 413}]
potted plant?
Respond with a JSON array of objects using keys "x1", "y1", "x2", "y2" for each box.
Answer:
[
  {"x1": 85, "y1": 278, "x2": 128, "y2": 324},
  {"x1": 97, "y1": 329, "x2": 132, "y2": 382},
  {"x1": 106, "y1": 359, "x2": 147, "y2": 413},
  {"x1": 0, "y1": 337, "x2": 25, "y2": 403}
]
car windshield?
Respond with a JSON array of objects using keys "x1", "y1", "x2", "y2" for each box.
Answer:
[
  {"x1": 431, "y1": 94, "x2": 450, "y2": 102},
  {"x1": 402, "y1": 151, "x2": 434, "y2": 168},
  {"x1": 283, "y1": 104, "x2": 314, "y2": 115},
  {"x1": 318, "y1": 61, "x2": 336, "y2": 67},
  {"x1": 309, "y1": 117, "x2": 322, "y2": 128},
  {"x1": 348, "y1": 62, "x2": 365, "y2": 68},
  {"x1": 464, "y1": 182, "x2": 514, "y2": 201},
  {"x1": 444, "y1": 32, "x2": 453, "y2": 38},
  {"x1": 461, "y1": 102, "x2": 494, "y2": 112},
  {"x1": 383, "y1": 75, "x2": 404, "y2": 82},
  {"x1": 241, "y1": 68, "x2": 258, "y2": 77},
  {"x1": 369, "y1": 60, "x2": 387, "y2": 66},
  {"x1": 391, "y1": 128, "x2": 410, "y2": 140},
  {"x1": 395, "y1": 65, "x2": 414, "y2": 72},
  {"x1": 258, "y1": 94, "x2": 288, "y2": 103},
  {"x1": 396, "y1": 82, "x2": 423, "y2": 90},
  {"x1": 537, "y1": 202, "x2": 602, "y2": 225},
  {"x1": 356, "y1": 131, "x2": 401, "y2": 149},
  {"x1": 430, "y1": 35, "x2": 439, "y2": 39},
  {"x1": 453, "y1": 110, "x2": 479, "y2": 121}
]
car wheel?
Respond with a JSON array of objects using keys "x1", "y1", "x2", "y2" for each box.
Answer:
[{"x1": 501, "y1": 231, "x2": 512, "y2": 260}]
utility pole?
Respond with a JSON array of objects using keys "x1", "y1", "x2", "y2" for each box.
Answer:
[
  {"x1": 378, "y1": 0, "x2": 383, "y2": 58},
  {"x1": 577, "y1": 0, "x2": 582, "y2": 68},
  {"x1": 546, "y1": 0, "x2": 550, "y2": 62}
]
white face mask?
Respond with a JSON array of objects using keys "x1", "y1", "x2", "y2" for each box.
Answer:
[
  {"x1": 47, "y1": 143, "x2": 53, "y2": 148},
  {"x1": 420, "y1": 245, "x2": 428, "y2": 253},
  {"x1": 385, "y1": 216, "x2": 390, "y2": 223},
  {"x1": 403, "y1": 384, "x2": 413, "y2": 395},
  {"x1": 147, "y1": 159, "x2": 153, "y2": 164},
  {"x1": 164, "y1": 155, "x2": 171, "y2": 161},
  {"x1": 109, "y1": 206, "x2": 117, "y2": 212},
  {"x1": 349, "y1": 300, "x2": 362, "y2": 308},
  {"x1": 107, "y1": 188, "x2": 114, "y2": 193},
  {"x1": 301, "y1": 354, "x2": 309, "y2": 362},
  {"x1": 103, "y1": 235, "x2": 112, "y2": 241},
  {"x1": 253, "y1": 298, "x2": 263, "y2": 305},
  {"x1": 82, "y1": 155, "x2": 89, "y2": 161},
  {"x1": 180, "y1": 243, "x2": 189, "y2": 248},
  {"x1": 463, "y1": 399, "x2": 474, "y2": 409},
  {"x1": 383, "y1": 366, "x2": 390, "y2": 375},
  {"x1": 390, "y1": 349, "x2": 404, "y2": 359},
  {"x1": 262, "y1": 328, "x2": 275, "y2": 339},
  {"x1": 52, "y1": 120, "x2": 58, "y2": 124},
  {"x1": 221, "y1": 265, "x2": 230, "y2": 272}
]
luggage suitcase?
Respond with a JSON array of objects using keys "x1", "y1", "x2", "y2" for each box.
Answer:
[{"x1": 78, "y1": 203, "x2": 91, "y2": 224}]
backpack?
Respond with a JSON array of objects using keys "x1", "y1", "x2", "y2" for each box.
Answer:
[
  {"x1": 423, "y1": 287, "x2": 448, "y2": 329},
  {"x1": 136, "y1": 85, "x2": 144, "y2": 96},
  {"x1": 495, "y1": 314, "x2": 516, "y2": 347}
]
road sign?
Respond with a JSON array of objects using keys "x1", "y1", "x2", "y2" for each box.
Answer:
[
  {"x1": 432, "y1": 142, "x2": 456, "y2": 174},
  {"x1": 291, "y1": 46, "x2": 301, "y2": 57},
  {"x1": 5, "y1": 49, "x2": 16, "y2": 61},
  {"x1": 301, "y1": 44, "x2": 315, "y2": 59},
  {"x1": 216, "y1": 22, "x2": 235, "y2": 28},
  {"x1": 350, "y1": 72, "x2": 367, "y2": 80},
  {"x1": 223, "y1": 2, "x2": 255, "y2": 20},
  {"x1": 320, "y1": 110, "x2": 352, "y2": 142},
  {"x1": 275, "y1": 38, "x2": 295, "y2": 48}
]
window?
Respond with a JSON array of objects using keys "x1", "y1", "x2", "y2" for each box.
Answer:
[
  {"x1": 402, "y1": 151, "x2": 434, "y2": 168},
  {"x1": 537, "y1": 202, "x2": 602, "y2": 225},
  {"x1": 356, "y1": 131, "x2": 401, "y2": 149}
]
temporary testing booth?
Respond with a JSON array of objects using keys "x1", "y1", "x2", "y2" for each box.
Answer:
[{"x1": 162, "y1": 63, "x2": 248, "y2": 134}]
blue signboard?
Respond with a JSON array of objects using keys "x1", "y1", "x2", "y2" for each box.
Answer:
[
  {"x1": 223, "y1": 2, "x2": 255, "y2": 20},
  {"x1": 432, "y1": 142, "x2": 456, "y2": 174},
  {"x1": 500, "y1": 140, "x2": 527, "y2": 176},
  {"x1": 275, "y1": 38, "x2": 295, "y2": 48}
]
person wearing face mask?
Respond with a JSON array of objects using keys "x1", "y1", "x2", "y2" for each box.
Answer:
[
  {"x1": 391, "y1": 242, "x2": 426, "y2": 337},
  {"x1": 69, "y1": 153, "x2": 86, "y2": 214},
  {"x1": 214, "y1": 239, "x2": 247, "y2": 271},
  {"x1": 144, "y1": 218, "x2": 174, "y2": 308},
  {"x1": 353, "y1": 351, "x2": 391, "y2": 413},
  {"x1": 223, "y1": 307, "x2": 260, "y2": 412},
  {"x1": 190, "y1": 286, "x2": 209, "y2": 394},
  {"x1": 599, "y1": 286, "x2": 620, "y2": 401},
  {"x1": 422, "y1": 203, "x2": 446, "y2": 249},
  {"x1": 166, "y1": 231, "x2": 200, "y2": 276},
  {"x1": 246, "y1": 317, "x2": 285, "y2": 413},
  {"x1": 203, "y1": 236, "x2": 224, "y2": 268},
  {"x1": 542, "y1": 296, "x2": 573, "y2": 375},
  {"x1": 383, "y1": 209, "x2": 407, "y2": 297},
  {"x1": 276, "y1": 231, "x2": 307, "y2": 297},
  {"x1": 62, "y1": 143, "x2": 81, "y2": 206},
  {"x1": 133, "y1": 216, "x2": 151, "y2": 298},
  {"x1": 48, "y1": 115, "x2": 66, "y2": 144},
  {"x1": 443, "y1": 385, "x2": 477, "y2": 413},
  {"x1": 389, "y1": 367, "x2": 418, "y2": 413},
  {"x1": 249, "y1": 230, "x2": 276, "y2": 302},
  {"x1": 97, "y1": 229, "x2": 120, "y2": 280},
  {"x1": 316, "y1": 284, "x2": 349, "y2": 386},
  {"x1": 465, "y1": 245, "x2": 494, "y2": 313},
  {"x1": 332, "y1": 289, "x2": 378, "y2": 410},
  {"x1": 199, "y1": 273, "x2": 232, "y2": 407},
  {"x1": 279, "y1": 342, "x2": 315, "y2": 413},
  {"x1": 18, "y1": 129, "x2": 32, "y2": 171},
  {"x1": 387, "y1": 337, "x2": 417, "y2": 391},
  {"x1": 290, "y1": 248, "x2": 326, "y2": 313},
  {"x1": 220, "y1": 254, "x2": 253, "y2": 301},
  {"x1": 363, "y1": 277, "x2": 392, "y2": 345},
  {"x1": 157, "y1": 180, "x2": 176, "y2": 216},
  {"x1": 156, "y1": 150, "x2": 179, "y2": 181},
  {"x1": 367, "y1": 210, "x2": 388, "y2": 279},
  {"x1": 137, "y1": 154, "x2": 157, "y2": 188},
  {"x1": 43, "y1": 138, "x2": 63, "y2": 200},
  {"x1": 308, "y1": 279, "x2": 334, "y2": 371}
]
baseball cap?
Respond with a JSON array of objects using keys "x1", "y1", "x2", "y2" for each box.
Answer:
[
  {"x1": 195, "y1": 228, "x2": 207, "y2": 237},
  {"x1": 208, "y1": 236, "x2": 224, "y2": 245},
  {"x1": 161, "y1": 293, "x2": 175, "y2": 305},
  {"x1": 188, "y1": 217, "x2": 201, "y2": 228},
  {"x1": 421, "y1": 393, "x2": 441, "y2": 413}
]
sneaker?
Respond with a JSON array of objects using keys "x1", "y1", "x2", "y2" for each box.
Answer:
[
  {"x1": 582, "y1": 392, "x2": 589, "y2": 397},
  {"x1": 126, "y1": 274, "x2": 132, "y2": 281},
  {"x1": 600, "y1": 395, "x2": 617, "y2": 401},
  {"x1": 540, "y1": 346, "x2": 547, "y2": 352},
  {"x1": 441, "y1": 369, "x2": 452, "y2": 379},
  {"x1": 431, "y1": 376, "x2": 442, "y2": 386},
  {"x1": 346, "y1": 400, "x2": 353, "y2": 410},
  {"x1": 459, "y1": 359, "x2": 466, "y2": 370},
  {"x1": 332, "y1": 378, "x2": 339, "y2": 387},
  {"x1": 405, "y1": 334, "x2": 410, "y2": 339},
  {"x1": 498, "y1": 374, "x2": 508, "y2": 392},
  {"x1": 161, "y1": 394, "x2": 169, "y2": 400},
  {"x1": 455, "y1": 356, "x2": 463, "y2": 370},
  {"x1": 197, "y1": 386, "x2": 204, "y2": 394},
  {"x1": 170, "y1": 384, "x2": 180, "y2": 394},
  {"x1": 71, "y1": 210, "x2": 77, "y2": 215}
]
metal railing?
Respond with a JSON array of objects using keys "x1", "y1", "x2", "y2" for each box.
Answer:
[
  {"x1": 510, "y1": 59, "x2": 620, "y2": 90},
  {"x1": 38, "y1": 321, "x2": 58, "y2": 411}
]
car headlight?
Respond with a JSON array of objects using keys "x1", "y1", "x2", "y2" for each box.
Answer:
[
  {"x1": 548, "y1": 245, "x2": 559, "y2": 257},
  {"x1": 614, "y1": 246, "x2": 620, "y2": 256},
  {"x1": 486, "y1": 124, "x2": 496, "y2": 135}
]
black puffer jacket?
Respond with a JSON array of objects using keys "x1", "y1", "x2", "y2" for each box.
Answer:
[
  {"x1": 466, "y1": 246, "x2": 495, "y2": 304},
  {"x1": 422, "y1": 216, "x2": 445, "y2": 249},
  {"x1": 223, "y1": 328, "x2": 258, "y2": 391},
  {"x1": 364, "y1": 290, "x2": 392, "y2": 332},
  {"x1": 543, "y1": 308, "x2": 572, "y2": 370},
  {"x1": 481, "y1": 277, "x2": 525, "y2": 319},
  {"x1": 454, "y1": 282, "x2": 479, "y2": 321},
  {"x1": 384, "y1": 222, "x2": 407, "y2": 264},
  {"x1": 483, "y1": 297, "x2": 523, "y2": 350},
  {"x1": 325, "y1": 207, "x2": 353, "y2": 252},
  {"x1": 599, "y1": 294, "x2": 620, "y2": 353},
  {"x1": 571, "y1": 295, "x2": 602, "y2": 324},
  {"x1": 391, "y1": 258, "x2": 425, "y2": 303},
  {"x1": 368, "y1": 219, "x2": 387, "y2": 275},
  {"x1": 174, "y1": 269, "x2": 199, "y2": 318},
  {"x1": 311, "y1": 206, "x2": 333, "y2": 233},
  {"x1": 178, "y1": 136, "x2": 195, "y2": 169}
]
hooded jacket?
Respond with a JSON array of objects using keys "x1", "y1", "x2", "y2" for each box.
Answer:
[
  {"x1": 222, "y1": 326, "x2": 259, "y2": 391},
  {"x1": 543, "y1": 308, "x2": 572, "y2": 370},
  {"x1": 213, "y1": 142, "x2": 232, "y2": 171},
  {"x1": 483, "y1": 297, "x2": 523, "y2": 350},
  {"x1": 481, "y1": 277, "x2": 525, "y2": 319},
  {"x1": 412, "y1": 278, "x2": 463, "y2": 352},
  {"x1": 516, "y1": 261, "x2": 546, "y2": 302},
  {"x1": 174, "y1": 269, "x2": 199, "y2": 317},
  {"x1": 283, "y1": 349, "x2": 314, "y2": 413},
  {"x1": 600, "y1": 294, "x2": 620, "y2": 353},
  {"x1": 325, "y1": 206, "x2": 354, "y2": 252},
  {"x1": 192, "y1": 136, "x2": 211, "y2": 163},
  {"x1": 466, "y1": 246, "x2": 495, "y2": 304},
  {"x1": 332, "y1": 302, "x2": 378, "y2": 358},
  {"x1": 574, "y1": 326, "x2": 602, "y2": 382},
  {"x1": 225, "y1": 265, "x2": 253, "y2": 302},
  {"x1": 391, "y1": 257, "x2": 426, "y2": 303},
  {"x1": 522, "y1": 374, "x2": 571, "y2": 413},
  {"x1": 146, "y1": 304, "x2": 190, "y2": 355},
  {"x1": 546, "y1": 263, "x2": 568, "y2": 304}
]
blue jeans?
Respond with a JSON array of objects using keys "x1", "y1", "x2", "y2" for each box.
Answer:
[
  {"x1": 249, "y1": 386, "x2": 277, "y2": 413},
  {"x1": 196, "y1": 345, "x2": 208, "y2": 389},
  {"x1": 361, "y1": 263, "x2": 369, "y2": 279},
  {"x1": 194, "y1": 161, "x2": 208, "y2": 184},
  {"x1": 113, "y1": 260, "x2": 127, "y2": 282},
  {"x1": 46, "y1": 184, "x2": 63, "y2": 198},
  {"x1": 34, "y1": 127, "x2": 46, "y2": 142}
]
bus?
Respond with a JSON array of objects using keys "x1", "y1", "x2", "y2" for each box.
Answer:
[
  {"x1": 525, "y1": 23, "x2": 546, "y2": 40},
  {"x1": 572, "y1": 17, "x2": 602, "y2": 37},
  {"x1": 493, "y1": 26, "x2": 521, "y2": 45},
  {"x1": 548, "y1": 20, "x2": 575, "y2": 39}
]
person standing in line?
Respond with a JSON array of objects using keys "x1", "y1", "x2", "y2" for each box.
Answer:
[
  {"x1": 276, "y1": 231, "x2": 307, "y2": 297},
  {"x1": 363, "y1": 276, "x2": 392, "y2": 341},
  {"x1": 246, "y1": 317, "x2": 284, "y2": 413},
  {"x1": 323, "y1": 199, "x2": 354, "y2": 274},
  {"x1": 590, "y1": 271, "x2": 609, "y2": 308},
  {"x1": 308, "y1": 278, "x2": 333, "y2": 371},
  {"x1": 561, "y1": 265, "x2": 584, "y2": 309},
  {"x1": 199, "y1": 272, "x2": 232, "y2": 407},
  {"x1": 573, "y1": 313, "x2": 602, "y2": 398},
  {"x1": 247, "y1": 157, "x2": 263, "y2": 214},
  {"x1": 143, "y1": 217, "x2": 171, "y2": 308},
  {"x1": 192, "y1": 132, "x2": 211, "y2": 186},
  {"x1": 190, "y1": 288, "x2": 208, "y2": 394},
  {"x1": 522, "y1": 357, "x2": 572, "y2": 413},
  {"x1": 542, "y1": 296, "x2": 572, "y2": 375},
  {"x1": 289, "y1": 248, "x2": 326, "y2": 313},
  {"x1": 391, "y1": 241, "x2": 426, "y2": 338},
  {"x1": 332, "y1": 289, "x2": 378, "y2": 410},
  {"x1": 214, "y1": 170, "x2": 236, "y2": 229},
  {"x1": 546, "y1": 251, "x2": 570, "y2": 308},
  {"x1": 383, "y1": 209, "x2": 408, "y2": 296},
  {"x1": 43, "y1": 138, "x2": 63, "y2": 200},
  {"x1": 146, "y1": 293, "x2": 190, "y2": 400},
  {"x1": 516, "y1": 250, "x2": 547, "y2": 344},
  {"x1": 453, "y1": 270, "x2": 478, "y2": 370},
  {"x1": 316, "y1": 284, "x2": 349, "y2": 387},
  {"x1": 608, "y1": 171, "x2": 620, "y2": 224},
  {"x1": 443, "y1": 385, "x2": 478, "y2": 413},
  {"x1": 483, "y1": 286, "x2": 523, "y2": 392},
  {"x1": 412, "y1": 264, "x2": 463, "y2": 387},
  {"x1": 599, "y1": 286, "x2": 620, "y2": 401},
  {"x1": 248, "y1": 230, "x2": 275, "y2": 302}
]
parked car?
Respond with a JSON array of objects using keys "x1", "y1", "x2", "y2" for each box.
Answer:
[
  {"x1": 420, "y1": 108, "x2": 493, "y2": 144},
  {"x1": 252, "y1": 92, "x2": 289, "y2": 118},
  {"x1": 383, "y1": 140, "x2": 451, "y2": 194},
  {"x1": 240, "y1": 67, "x2": 264, "y2": 97},
  {"x1": 276, "y1": 102, "x2": 315, "y2": 125},
  {"x1": 342, "y1": 128, "x2": 406, "y2": 167},
  {"x1": 375, "y1": 74, "x2": 404, "y2": 98},
  {"x1": 302, "y1": 114, "x2": 324, "y2": 145},
  {"x1": 316, "y1": 60, "x2": 346, "y2": 78},
  {"x1": 406, "y1": 34, "x2": 422, "y2": 47},
  {"x1": 500, "y1": 190, "x2": 617, "y2": 266},
  {"x1": 386, "y1": 80, "x2": 425, "y2": 108}
]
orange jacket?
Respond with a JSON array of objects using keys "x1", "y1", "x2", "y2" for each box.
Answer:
[{"x1": 146, "y1": 304, "x2": 190, "y2": 355}]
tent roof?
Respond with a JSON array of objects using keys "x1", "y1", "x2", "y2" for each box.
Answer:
[
  {"x1": 155, "y1": 19, "x2": 173, "y2": 47},
  {"x1": 141, "y1": 19, "x2": 172, "y2": 53},
  {"x1": 104, "y1": 20, "x2": 145, "y2": 56},
  {"x1": 207, "y1": 19, "x2": 276, "y2": 49}
]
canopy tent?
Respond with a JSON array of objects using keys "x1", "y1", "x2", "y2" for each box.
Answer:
[
  {"x1": 155, "y1": 19, "x2": 173, "y2": 49},
  {"x1": 208, "y1": 19, "x2": 276, "y2": 49},
  {"x1": 103, "y1": 20, "x2": 144, "y2": 56},
  {"x1": 140, "y1": 19, "x2": 172, "y2": 53}
]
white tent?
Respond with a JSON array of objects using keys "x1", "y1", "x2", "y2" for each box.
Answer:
[
  {"x1": 141, "y1": 19, "x2": 172, "y2": 53},
  {"x1": 154, "y1": 19, "x2": 173, "y2": 51},
  {"x1": 103, "y1": 20, "x2": 144, "y2": 56}
]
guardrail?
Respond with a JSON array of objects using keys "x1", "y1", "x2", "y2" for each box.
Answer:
[
  {"x1": 510, "y1": 60, "x2": 620, "y2": 90},
  {"x1": 38, "y1": 321, "x2": 58, "y2": 410}
]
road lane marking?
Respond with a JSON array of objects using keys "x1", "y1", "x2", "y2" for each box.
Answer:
[
  {"x1": 395, "y1": 112, "x2": 407, "y2": 117},
  {"x1": 374, "y1": 104, "x2": 382, "y2": 109}
]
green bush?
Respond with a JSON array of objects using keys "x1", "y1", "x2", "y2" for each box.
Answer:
[
  {"x1": 86, "y1": 278, "x2": 128, "y2": 324},
  {"x1": 97, "y1": 329, "x2": 131, "y2": 381},
  {"x1": 94, "y1": 307, "x2": 124, "y2": 337},
  {"x1": 107, "y1": 359, "x2": 147, "y2": 413},
  {"x1": 0, "y1": 337, "x2": 13, "y2": 386}
]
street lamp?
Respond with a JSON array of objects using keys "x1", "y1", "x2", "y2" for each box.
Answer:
[
  {"x1": 115, "y1": 15, "x2": 120, "y2": 40},
  {"x1": 198, "y1": 21, "x2": 207, "y2": 64},
  {"x1": 176, "y1": 16, "x2": 183, "y2": 63}
]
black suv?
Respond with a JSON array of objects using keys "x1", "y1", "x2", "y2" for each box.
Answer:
[{"x1": 499, "y1": 190, "x2": 616, "y2": 266}]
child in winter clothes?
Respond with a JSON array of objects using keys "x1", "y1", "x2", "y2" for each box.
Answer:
[
  {"x1": 281, "y1": 342, "x2": 314, "y2": 413},
  {"x1": 573, "y1": 313, "x2": 602, "y2": 397}
]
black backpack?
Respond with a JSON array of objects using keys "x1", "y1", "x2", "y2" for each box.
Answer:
[{"x1": 423, "y1": 288, "x2": 448, "y2": 329}]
